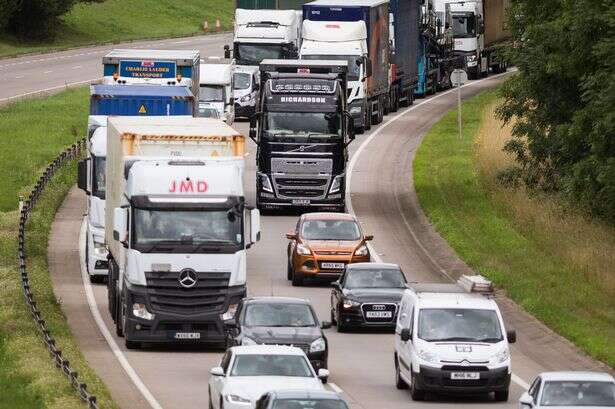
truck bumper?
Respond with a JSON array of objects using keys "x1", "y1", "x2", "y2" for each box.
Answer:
[
  {"x1": 415, "y1": 365, "x2": 511, "y2": 395},
  {"x1": 86, "y1": 224, "x2": 108, "y2": 277},
  {"x1": 234, "y1": 103, "x2": 255, "y2": 118},
  {"x1": 123, "y1": 281, "x2": 246, "y2": 345},
  {"x1": 257, "y1": 172, "x2": 345, "y2": 210}
]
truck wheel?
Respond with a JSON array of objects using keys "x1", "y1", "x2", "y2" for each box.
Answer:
[
  {"x1": 383, "y1": 94, "x2": 390, "y2": 116},
  {"x1": 116, "y1": 290, "x2": 125, "y2": 337},
  {"x1": 292, "y1": 270, "x2": 304, "y2": 286},
  {"x1": 107, "y1": 268, "x2": 117, "y2": 319},
  {"x1": 365, "y1": 105, "x2": 372, "y2": 130},
  {"x1": 410, "y1": 373, "x2": 426, "y2": 401},
  {"x1": 395, "y1": 356, "x2": 409, "y2": 389},
  {"x1": 392, "y1": 91, "x2": 399, "y2": 112},
  {"x1": 400, "y1": 90, "x2": 410, "y2": 107},
  {"x1": 494, "y1": 390, "x2": 509, "y2": 402}
]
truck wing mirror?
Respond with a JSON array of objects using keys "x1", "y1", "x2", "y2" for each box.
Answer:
[
  {"x1": 365, "y1": 58, "x2": 373, "y2": 78},
  {"x1": 224, "y1": 45, "x2": 231, "y2": 59},
  {"x1": 249, "y1": 113, "x2": 260, "y2": 144},
  {"x1": 77, "y1": 159, "x2": 89, "y2": 194},
  {"x1": 113, "y1": 207, "x2": 128, "y2": 245},
  {"x1": 245, "y1": 208, "x2": 261, "y2": 249}
]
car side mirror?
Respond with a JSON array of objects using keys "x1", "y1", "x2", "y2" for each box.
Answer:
[
  {"x1": 317, "y1": 368, "x2": 329, "y2": 383},
  {"x1": 519, "y1": 392, "x2": 533, "y2": 408},
  {"x1": 364, "y1": 234, "x2": 374, "y2": 241},
  {"x1": 320, "y1": 321, "x2": 332, "y2": 329},
  {"x1": 113, "y1": 207, "x2": 128, "y2": 245},
  {"x1": 210, "y1": 366, "x2": 225, "y2": 377},
  {"x1": 224, "y1": 45, "x2": 231, "y2": 59},
  {"x1": 286, "y1": 231, "x2": 297, "y2": 240},
  {"x1": 77, "y1": 158, "x2": 89, "y2": 194},
  {"x1": 400, "y1": 328, "x2": 412, "y2": 342},
  {"x1": 507, "y1": 329, "x2": 517, "y2": 344}
]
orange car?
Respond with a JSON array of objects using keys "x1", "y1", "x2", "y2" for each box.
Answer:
[{"x1": 286, "y1": 212, "x2": 373, "y2": 286}]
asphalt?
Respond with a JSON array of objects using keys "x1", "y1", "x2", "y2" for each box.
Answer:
[{"x1": 3, "y1": 32, "x2": 603, "y2": 409}]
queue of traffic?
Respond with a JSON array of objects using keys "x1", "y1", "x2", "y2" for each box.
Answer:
[{"x1": 72, "y1": 0, "x2": 615, "y2": 407}]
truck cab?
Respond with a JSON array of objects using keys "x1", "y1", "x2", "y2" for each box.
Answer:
[
  {"x1": 251, "y1": 59, "x2": 354, "y2": 211},
  {"x1": 394, "y1": 275, "x2": 516, "y2": 402},
  {"x1": 227, "y1": 9, "x2": 302, "y2": 68},
  {"x1": 447, "y1": 1, "x2": 485, "y2": 78},
  {"x1": 199, "y1": 58, "x2": 236, "y2": 124}
]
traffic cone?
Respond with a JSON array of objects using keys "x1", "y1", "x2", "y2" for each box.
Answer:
[
  {"x1": 203, "y1": 20, "x2": 209, "y2": 32},
  {"x1": 215, "y1": 19, "x2": 221, "y2": 31}
]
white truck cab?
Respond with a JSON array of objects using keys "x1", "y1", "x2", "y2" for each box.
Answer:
[
  {"x1": 394, "y1": 275, "x2": 516, "y2": 402},
  {"x1": 199, "y1": 58, "x2": 235, "y2": 124}
]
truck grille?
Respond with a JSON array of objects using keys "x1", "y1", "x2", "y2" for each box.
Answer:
[
  {"x1": 145, "y1": 271, "x2": 231, "y2": 316},
  {"x1": 272, "y1": 174, "x2": 331, "y2": 200},
  {"x1": 361, "y1": 303, "x2": 397, "y2": 323},
  {"x1": 271, "y1": 158, "x2": 332, "y2": 175},
  {"x1": 276, "y1": 178, "x2": 328, "y2": 187}
]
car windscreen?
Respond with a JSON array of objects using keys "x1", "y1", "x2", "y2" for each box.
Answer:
[
  {"x1": 540, "y1": 381, "x2": 615, "y2": 406},
  {"x1": 345, "y1": 269, "x2": 405, "y2": 289},
  {"x1": 265, "y1": 112, "x2": 341, "y2": 138},
  {"x1": 301, "y1": 54, "x2": 360, "y2": 81},
  {"x1": 418, "y1": 308, "x2": 503, "y2": 343},
  {"x1": 199, "y1": 85, "x2": 224, "y2": 102},
  {"x1": 230, "y1": 354, "x2": 312, "y2": 377},
  {"x1": 243, "y1": 303, "x2": 316, "y2": 327},
  {"x1": 234, "y1": 72, "x2": 251, "y2": 90},
  {"x1": 273, "y1": 399, "x2": 349, "y2": 409},
  {"x1": 301, "y1": 219, "x2": 361, "y2": 241}
]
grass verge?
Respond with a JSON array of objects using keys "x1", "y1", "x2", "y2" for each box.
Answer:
[
  {"x1": 0, "y1": 88, "x2": 117, "y2": 408},
  {"x1": 0, "y1": 0, "x2": 233, "y2": 58},
  {"x1": 413, "y1": 90, "x2": 615, "y2": 368}
]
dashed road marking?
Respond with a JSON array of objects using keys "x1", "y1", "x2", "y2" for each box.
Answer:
[{"x1": 329, "y1": 382, "x2": 344, "y2": 394}]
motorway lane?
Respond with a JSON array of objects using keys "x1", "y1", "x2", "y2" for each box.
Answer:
[{"x1": 0, "y1": 33, "x2": 232, "y2": 102}]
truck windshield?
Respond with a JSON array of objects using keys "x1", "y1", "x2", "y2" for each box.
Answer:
[
  {"x1": 236, "y1": 43, "x2": 284, "y2": 65},
  {"x1": 451, "y1": 12, "x2": 476, "y2": 38},
  {"x1": 92, "y1": 155, "x2": 105, "y2": 199},
  {"x1": 302, "y1": 54, "x2": 360, "y2": 81},
  {"x1": 418, "y1": 308, "x2": 503, "y2": 343},
  {"x1": 265, "y1": 112, "x2": 341, "y2": 138},
  {"x1": 132, "y1": 208, "x2": 242, "y2": 252},
  {"x1": 234, "y1": 72, "x2": 251, "y2": 90},
  {"x1": 199, "y1": 85, "x2": 225, "y2": 102}
]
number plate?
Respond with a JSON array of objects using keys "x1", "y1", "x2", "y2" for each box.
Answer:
[
  {"x1": 292, "y1": 199, "x2": 311, "y2": 206},
  {"x1": 366, "y1": 311, "x2": 392, "y2": 318},
  {"x1": 451, "y1": 372, "x2": 480, "y2": 380},
  {"x1": 174, "y1": 332, "x2": 201, "y2": 340},
  {"x1": 321, "y1": 262, "x2": 345, "y2": 269}
]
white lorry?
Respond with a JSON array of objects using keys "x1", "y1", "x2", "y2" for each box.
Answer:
[
  {"x1": 104, "y1": 116, "x2": 260, "y2": 349},
  {"x1": 199, "y1": 58, "x2": 236, "y2": 124},
  {"x1": 225, "y1": 9, "x2": 302, "y2": 68},
  {"x1": 394, "y1": 275, "x2": 516, "y2": 402}
]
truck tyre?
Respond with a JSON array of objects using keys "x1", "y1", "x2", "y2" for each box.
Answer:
[
  {"x1": 365, "y1": 104, "x2": 372, "y2": 130},
  {"x1": 116, "y1": 289, "x2": 125, "y2": 337},
  {"x1": 400, "y1": 90, "x2": 410, "y2": 107},
  {"x1": 292, "y1": 270, "x2": 304, "y2": 286},
  {"x1": 494, "y1": 390, "x2": 509, "y2": 402},
  {"x1": 375, "y1": 97, "x2": 383, "y2": 124},
  {"x1": 410, "y1": 372, "x2": 425, "y2": 401},
  {"x1": 395, "y1": 356, "x2": 409, "y2": 389},
  {"x1": 392, "y1": 90, "x2": 399, "y2": 112},
  {"x1": 107, "y1": 262, "x2": 117, "y2": 319}
]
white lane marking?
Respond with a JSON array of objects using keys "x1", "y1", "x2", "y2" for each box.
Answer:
[
  {"x1": 43, "y1": 70, "x2": 53, "y2": 74},
  {"x1": 172, "y1": 40, "x2": 190, "y2": 44},
  {"x1": 79, "y1": 219, "x2": 165, "y2": 409},
  {"x1": 0, "y1": 77, "x2": 100, "y2": 103},
  {"x1": 345, "y1": 70, "x2": 531, "y2": 390},
  {"x1": 328, "y1": 382, "x2": 344, "y2": 394},
  {"x1": 72, "y1": 65, "x2": 82, "y2": 69},
  {"x1": 15, "y1": 75, "x2": 24, "y2": 79}
]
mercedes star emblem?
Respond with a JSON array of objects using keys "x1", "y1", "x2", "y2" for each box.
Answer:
[{"x1": 178, "y1": 268, "x2": 198, "y2": 288}]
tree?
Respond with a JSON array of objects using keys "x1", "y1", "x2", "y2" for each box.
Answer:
[{"x1": 0, "y1": 0, "x2": 19, "y2": 31}]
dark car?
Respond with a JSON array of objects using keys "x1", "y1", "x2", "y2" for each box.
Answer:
[
  {"x1": 225, "y1": 297, "x2": 332, "y2": 370},
  {"x1": 256, "y1": 390, "x2": 349, "y2": 409},
  {"x1": 330, "y1": 262, "x2": 407, "y2": 331}
]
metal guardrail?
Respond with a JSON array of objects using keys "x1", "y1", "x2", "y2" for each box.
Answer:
[{"x1": 18, "y1": 138, "x2": 100, "y2": 409}]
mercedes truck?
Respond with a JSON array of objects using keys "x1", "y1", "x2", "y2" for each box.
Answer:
[
  {"x1": 104, "y1": 116, "x2": 260, "y2": 349},
  {"x1": 250, "y1": 59, "x2": 354, "y2": 211}
]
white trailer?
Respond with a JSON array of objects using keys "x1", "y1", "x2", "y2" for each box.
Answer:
[
  {"x1": 199, "y1": 57, "x2": 236, "y2": 124},
  {"x1": 104, "y1": 117, "x2": 259, "y2": 349}
]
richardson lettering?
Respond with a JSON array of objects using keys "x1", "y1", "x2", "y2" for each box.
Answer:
[
  {"x1": 279, "y1": 96, "x2": 326, "y2": 103},
  {"x1": 169, "y1": 180, "x2": 208, "y2": 193}
]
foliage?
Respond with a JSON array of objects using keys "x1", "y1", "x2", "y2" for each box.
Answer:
[{"x1": 497, "y1": 0, "x2": 615, "y2": 221}]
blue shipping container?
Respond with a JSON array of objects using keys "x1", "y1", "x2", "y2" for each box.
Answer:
[{"x1": 89, "y1": 85, "x2": 195, "y2": 116}]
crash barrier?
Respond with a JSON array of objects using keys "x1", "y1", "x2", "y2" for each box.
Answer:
[{"x1": 17, "y1": 138, "x2": 99, "y2": 409}]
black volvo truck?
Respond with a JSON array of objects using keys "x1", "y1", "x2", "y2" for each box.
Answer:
[{"x1": 250, "y1": 59, "x2": 354, "y2": 211}]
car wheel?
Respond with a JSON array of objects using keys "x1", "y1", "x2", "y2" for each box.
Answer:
[
  {"x1": 287, "y1": 257, "x2": 293, "y2": 280},
  {"x1": 410, "y1": 372, "x2": 425, "y2": 401},
  {"x1": 395, "y1": 356, "x2": 408, "y2": 389},
  {"x1": 336, "y1": 312, "x2": 346, "y2": 333},
  {"x1": 292, "y1": 270, "x2": 304, "y2": 286},
  {"x1": 494, "y1": 389, "x2": 509, "y2": 402}
]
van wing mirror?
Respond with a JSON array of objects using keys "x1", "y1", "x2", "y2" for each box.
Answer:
[
  {"x1": 400, "y1": 327, "x2": 412, "y2": 342},
  {"x1": 77, "y1": 158, "x2": 89, "y2": 194},
  {"x1": 507, "y1": 329, "x2": 517, "y2": 344},
  {"x1": 519, "y1": 392, "x2": 533, "y2": 408},
  {"x1": 224, "y1": 45, "x2": 231, "y2": 59},
  {"x1": 113, "y1": 207, "x2": 128, "y2": 245}
]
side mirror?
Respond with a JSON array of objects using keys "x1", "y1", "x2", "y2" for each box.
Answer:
[
  {"x1": 286, "y1": 231, "x2": 297, "y2": 240},
  {"x1": 254, "y1": 82, "x2": 260, "y2": 92},
  {"x1": 519, "y1": 392, "x2": 533, "y2": 408},
  {"x1": 113, "y1": 207, "x2": 128, "y2": 244},
  {"x1": 77, "y1": 159, "x2": 89, "y2": 194},
  {"x1": 317, "y1": 368, "x2": 329, "y2": 383},
  {"x1": 224, "y1": 45, "x2": 231, "y2": 59},
  {"x1": 210, "y1": 366, "x2": 225, "y2": 377},
  {"x1": 400, "y1": 327, "x2": 412, "y2": 342},
  {"x1": 224, "y1": 319, "x2": 238, "y2": 329},
  {"x1": 320, "y1": 321, "x2": 332, "y2": 329},
  {"x1": 249, "y1": 128, "x2": 257, "y2": 143},
  {"x1": 364, "y1": 234, "x2": 374, "y2": 241},
  {"x1": 365, "y1": 58, "x2": 373, "y2": 78},
  {"x1": 507, "y1": 329, "x2": 517, "y2": 344},
  {"x1": 332, "y1": 280, "x2": 341, "y2": 288},
  {"x1": 250, "y1": 208, "x2": 261, "y2": 244}
]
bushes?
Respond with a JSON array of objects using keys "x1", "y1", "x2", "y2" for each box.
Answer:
[{"x1": 497, "y1": 0, "x2": 615, "y2": 221}]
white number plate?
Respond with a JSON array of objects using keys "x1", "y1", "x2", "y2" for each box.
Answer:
[
  {"x1": 366, "y1": 311, "x2": 392, "y2": 318},
  {"x1": 174, "y1": 332, "x2": 201, "y2": 340},
  {"x1": 451, "y1": 372, "x2": 480, "y2": 380},
  {"x1": 292, "y1": 199, "x2": 311, "y2": 206},
  {"x1": 321, "y1": 262, "x2": 345, "y2": 269}
]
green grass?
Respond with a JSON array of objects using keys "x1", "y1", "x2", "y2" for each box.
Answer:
[
  {"x1": 0, "y1": 88, "x2": 117, "y2": 408},
  {"x1": 413, "y1": 90, "x2": 615, "y2": 368},
  {"x1": 0, "y1": 0, "x2": 233, "y2": 58}
]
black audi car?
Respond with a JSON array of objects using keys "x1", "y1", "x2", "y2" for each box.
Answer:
[
  {"x1": 224, "y1": 297, "x2": 331, "y2": 370},
  {"x1": 330, "y1": 262, "x2": 408, "y2": 331}
]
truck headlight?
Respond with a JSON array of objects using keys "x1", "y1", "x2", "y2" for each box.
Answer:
[
  {"x1": 354, "y1": 244, "x2": 369, "y2": 257},
  {"x1": 349, "y1": 106, "x2": 362, "y2": 114},
  {"x1": 240, "y1": 95, "x2": 252, "y2": 102},
  {"x1": 226, "y1": 394, "x2": 251, "y2": 405},
  {"x1": 466, "y1": 54, "x2": 477, "y2": 62},
  {"x1": 417, "y1": 349, "x2": 439, "y2": 363},
  {"x1": 132, "y1": 303, "x2": 155, "y2": 321},
  {"x1": 493, "y1": 348, "x2": 510, "y2": 364},
  {"x1": 259, "y1": 174, "x2": 273, "y2": 193},
  {"x1": 296, "y1": 243, "x2": 312, "y2": 256},
  {"x1": 220, "y1": 303, "x2": 238, "y2": 321},
  {"x1": 310, "y1": 337, "x2": 326, "y2": 353},
  {"x1": 93, "y1": 239, "x2": 107, "y2": 257},
  {"x1": 329, "y1": 175, "x2": 344, "y2": 194},
  {"x1": 241, "y1": 336, "x2": 257, "y2": 346},
  {"x1": 342, "y1": 299, "x2": 360, "y2": 309}
]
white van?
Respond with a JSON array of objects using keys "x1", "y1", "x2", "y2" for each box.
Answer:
[
  {"x1": 394, "y1": 275, "x2": 516, "y2": 402},
  {"x1": 233, "y1": 65, "x2": 259, "y2": 118}
]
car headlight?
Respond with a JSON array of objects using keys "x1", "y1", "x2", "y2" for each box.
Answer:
[
  {"x1": 93, "y1": 239, "x2": 107, "y2": 256},
  {"x1": 226, "y1": 394, "x2": 251, "y2": 404},
  {"x1": 296, "y1": 243, "x2": 312, "y2": 256},
  {"x1": 220, "y1": 303, "x2": 238, "y2": 321},
  {"x1": 259, "y1": 174, "x2": 273, "y2": 193},
  {"x1": 240, "y1": 94, "x2": 252, "y2": 102},
  {"x1": 241, "y1": 336, "x2": 257, "y2": 346},
  {"x1": 493, "y1": 348, "x2": 510, "y2": 364},
  {"x1": 310, "y1": 337, "x2": 326, "y2": 353},
  {"x1": 417, "y1": 349, "x2": 439, "y2": 363},
  {"x1": 132, "y1": 303, "x2": 155, "y2": 321},
  {"x1": 342, "y1": 299, "x2": 360, "y2": 309},
  {"x1": 354, "y1": 244, "x2": 369, "y2": 257},
  {"x1": 349, "y1": 106, "x2": 362, "y2": 114},
  {"x1": 329, "y1": 175, "x2": 343, "y2": 194}
]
